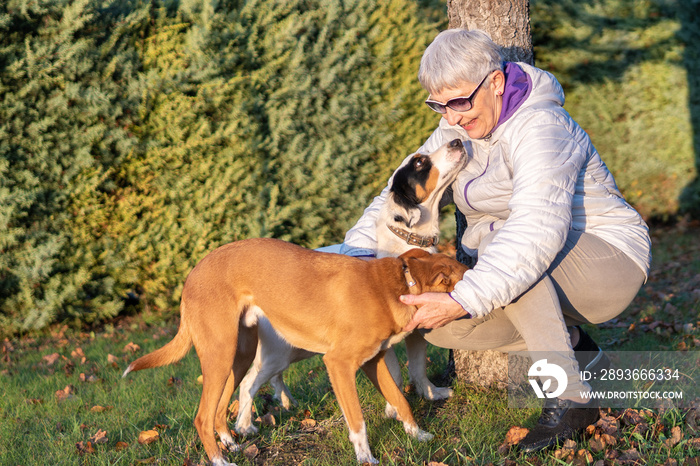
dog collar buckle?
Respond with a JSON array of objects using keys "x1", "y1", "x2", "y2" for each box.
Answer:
[{"x1": 387, "y1": 225, "x2": 438, "y2": 248}]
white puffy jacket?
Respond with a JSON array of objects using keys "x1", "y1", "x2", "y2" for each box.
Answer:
[{"x1": 341, "y1": 63, "x2": 651, "y2": 319}]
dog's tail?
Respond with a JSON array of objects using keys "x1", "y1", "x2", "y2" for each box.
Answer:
[{"x1": 122, "y1": 302, "x2": 193, "y2": 378}]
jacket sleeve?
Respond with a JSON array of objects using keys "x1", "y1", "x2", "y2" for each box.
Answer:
[
  {"x1": 340, "y1": 125, "x2": 452, "y2": 256},
  {"x1": 450, "y1": 110, "x2": 586, "y2": 317}
]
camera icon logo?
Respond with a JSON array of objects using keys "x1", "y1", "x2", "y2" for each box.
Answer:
[{"x1": 528, "y1": 359, "x2": 568, "y2": 399}]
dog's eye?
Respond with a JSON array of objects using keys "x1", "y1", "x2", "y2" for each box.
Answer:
[{"x1": 414, "y1": 157, "x2": 426, "y2": 169}]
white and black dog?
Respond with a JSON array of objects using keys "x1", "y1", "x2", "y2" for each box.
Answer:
[{"x1": 235, "y1": 139, "x2": 467, "y2": 434}]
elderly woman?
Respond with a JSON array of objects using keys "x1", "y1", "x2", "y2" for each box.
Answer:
[{"x1": 340, "y1": 29, "x2": 651, "y2": 451}]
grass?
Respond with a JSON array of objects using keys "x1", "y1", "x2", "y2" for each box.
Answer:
[{"x1": 1, "y1": 222, "x2": 699, "y2": 465}]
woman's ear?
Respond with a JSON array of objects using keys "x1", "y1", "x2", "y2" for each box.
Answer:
[{"x1": 491, "y1": 70, "x2": 506, "y2": 96}]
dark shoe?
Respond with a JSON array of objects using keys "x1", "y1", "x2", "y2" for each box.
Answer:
[
  {"x1": 519, "y1": 397, "x2": 600, "y2": 452},
  {"x1": 573, "y1": 326, "x2": 610, "y2": 375}
]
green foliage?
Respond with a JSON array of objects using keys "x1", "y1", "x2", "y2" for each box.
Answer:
[
  {"x1": 2, "y1": 0, "x2": 698, "y2": 333},
  {"x1": 531, "y1": 0, "x2": 697, "y2": 220},
  {"x1": 0, "y1": 0, "x2": 441, "y2": 333}
]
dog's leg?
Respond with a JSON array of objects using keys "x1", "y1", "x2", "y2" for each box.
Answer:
[
  {"x1": 361, "y1": 352, "x2": 434, "y2": 442},
  {"x1": 235, "y1": 320, "x2": 296, "y2": 435},
  {"x1": 215, "y1": 324, "x2": 258, "y2": 448},
  {"x1": 382, "y1": 347, "x2": 403, "y2": 419},
  {"x1": 405, "y1": 332, "x2": 453, "y2": 400},
  {"x1": 193, "y1": 322, "x2": 241, "y2": 466},
  {"x1": 214, "y1": 371, "x2": 239, "y2": 451},
  {"x1": 269, "y1": 372, "x2": 297, "y2": 409},
  {"x1": 323, "y1": 354, "x2": 377, "y2": 464}
]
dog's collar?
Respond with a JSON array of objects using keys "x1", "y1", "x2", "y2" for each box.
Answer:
[
  {"x1": 387, "y1": 225, "x2": 439, "y2": 249},
  {"x1": 402, "y1": 264, "x2": 420, "y2": 294}
]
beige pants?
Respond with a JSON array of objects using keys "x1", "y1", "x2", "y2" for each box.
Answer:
[{"x1": 424, "y1": 230, "x2": 646, "y2": 398}]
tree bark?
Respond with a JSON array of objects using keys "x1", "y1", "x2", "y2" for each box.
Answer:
[
  {"x1": 447, "y1": 0, "x2": 534, "y2": 388},
  {"x1": 447, "y1": 0, "x2": 534, "y2": 65}
]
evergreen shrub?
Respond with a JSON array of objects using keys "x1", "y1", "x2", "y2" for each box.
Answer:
[{"x1": 0, "y1": 0, "x2": 441, "y2": 334}]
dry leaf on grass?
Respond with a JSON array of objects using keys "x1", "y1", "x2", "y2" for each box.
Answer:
[
  {"x1": 71, "y1": 347, "x2": 86, "y2": 364},
  {"x1": 55, "y1": 385, "x2": 75, "y2": 402},
  {"x1": 256, "y1": 413, "x2": 276, "y2": 426},
  {"x1": 90, "y1": 429, "x2": 109, "y2": 445},
  {"x1": 123, "y1": 342, "x2": 141, "y2": 353},
  {"x1": 664, "y1": 425, "x2": 683, "y2": 448},
  {"x1": 79, "y1": 373, "x2": 100, "y2": 383},
  {"x1": 76, "y1": 441, "x2": 96, "y2": 455},
  {"x1": 505, "y1": 426, "x2": 528, "y2": 445},
  {"x1": 167, "y1": 376, "x2": 182, "y2": 386},
  {"x1": 244, "y1": 444, "x2": 259, "y2": 460},
  {"x1": 300, "y1": 418, "x2": 316, "y2": 430},
  {"x1": 107, "y1": 354, "x2": 120, "y2": 369},
  {"x1": 43, "y1": 353, "x2": 61, "y2": 365},
  {"x1": 138, "y1": 430, "x2": 160, "y2": 445},
  {"x1": 115, "y1": 441, "x2": 129, "y2": 451}
]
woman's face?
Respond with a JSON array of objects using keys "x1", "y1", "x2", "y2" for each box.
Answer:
[{"x1": 429, "y1": 70, "x2": 505, "y2": 140}]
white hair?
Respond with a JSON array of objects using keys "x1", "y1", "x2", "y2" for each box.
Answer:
[{"x1": 418, "y1": 29, "x2": 504, "y2": 95}]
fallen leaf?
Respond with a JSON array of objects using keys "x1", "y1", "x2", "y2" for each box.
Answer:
[
  {"x1": 664, "y1": 425, "x2": 683, "y2": 448},
  {"x1": 55, "y1": 385, "x2": 75, "y2": 402},
  {"x1": 589, "y1": 434, "x2": 606, "y2": 453},
  {"x1": 197, "y1": 375, "x2": 203, "y2": 384},
  {"x1": 76, "y1": 441, "x2": 95, "y2": 455},
  {"x1": 167, "y1": 376, "x2": 182, "y2": 386},
  {"x1": 576, "y1": 449, "x2": 593, "y2": 463},
  {"x1": 619, "y1": 447, "x2": 642, "y2": 462},
  {"x1": 107, "y1": 354, "x2": 120, "y2": 369},
  {"x1": 115, "y1": 441, "x2": 129, "y2": 451},
  {"x1": 79, "y1": 373, "x2": 100, "y2": 383},
  {"x1": 427, "y1": 463, "x2": 448, "y2": 466},
  {"x1": 71, "y1": 347, "x2": 86, "y2": 363},
  {"x1": 505, "y1": 426, "x2": 528, "y2": 445},
  {"x1": 137, "y1": 430, "x2": 160, "y2": 445},
  {"x1": 300, "y1": 418, "x2": 316, "y2": 430},
  {"x1": 228, "y1": 399, "x2": 239, "y2": 418},
  {"x1": 24, "y1": 398, "x2": 43, "y2": 405},
  {"x1": 90, "y1": 429, "x2": 108, "y2": 445},
  {"x1": 243, "y1": 444, "x2": 259, "y2": 460},
  {"x1": 257, "y1": 413, "x2": 276, "y2": 426},
  {"x1": 554, "y1": 439, "x2": 576, "y2": 462},
  {"x1": 123, "y1": 342, "x2": 141, "y2": 353},
  {"x1": 43, "y1": 353, "x2": 61, "y2": 365}
]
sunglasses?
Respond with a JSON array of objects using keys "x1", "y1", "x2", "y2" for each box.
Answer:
[{"x1": 424, "y1": 72, "x2": 492, "y2": 114}]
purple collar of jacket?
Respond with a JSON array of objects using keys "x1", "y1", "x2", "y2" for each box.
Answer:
[{"x1": 492, "y1": 62, "x2": 532, "y2": 134}]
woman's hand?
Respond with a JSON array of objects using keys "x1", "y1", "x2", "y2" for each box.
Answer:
[{"x1": 401, "y1": 292, "x2": 469, "y2": 332}]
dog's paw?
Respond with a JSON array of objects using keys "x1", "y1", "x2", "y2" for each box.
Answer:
[
  {"x1": 404, "y1": 423, "x2": 434, "y2": 442},
  {"x1": 276, "y1": 392, "x2": 298, "y2": 410},
  {"x1": 355, "y1": 453, "x2": 379, "y2": 464},
  {"x1": 220, "y1": 435, "x2": 240, "y2": 452},
  {"x1": 211, "y1": 455, "x2": 237, "y2": 466},
  {"x1": 416, "y1": 383, "x2": 453, "y2": 401},
  {"x1": 234, "y1": 423, "x2": 259, "y2": 436}
]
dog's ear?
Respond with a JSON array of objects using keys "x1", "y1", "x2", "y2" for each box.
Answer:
[
  {"x1": 402, "y1": 252, "x2": 468, "y2": 293},
  {"x1": 399, "y1": 248, "x2": 431, "y2": 261}
]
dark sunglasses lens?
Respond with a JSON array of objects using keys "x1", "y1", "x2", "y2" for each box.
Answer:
[
  {"x1": 425, "y1": 101, "x2": 447, "y2": 113},
  {"x1": 447, "y1": 97, "x2": 472, "y2": 112}
]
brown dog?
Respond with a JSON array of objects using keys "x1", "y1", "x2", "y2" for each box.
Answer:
[{"x1": 123, "y1": 238, "x2": 467, "y2": 465}]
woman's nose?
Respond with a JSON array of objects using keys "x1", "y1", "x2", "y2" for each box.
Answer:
[{"x1": 444, "y1": 108, "x2": 462, "y2": 126}]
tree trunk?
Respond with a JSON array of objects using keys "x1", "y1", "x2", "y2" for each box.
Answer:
[
  {"x1": 446, "y1": 0, "x2": 533, "y2": 389},
  {"x1": 447, "y1": 0, "x2": 534, "y2": 65}
]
